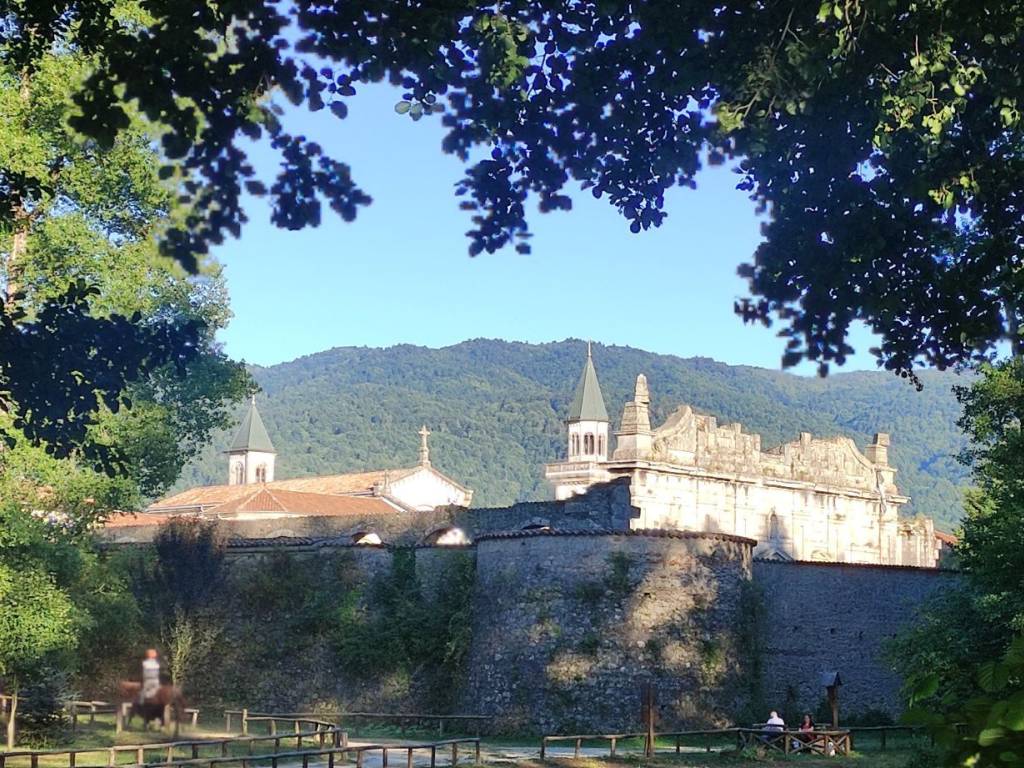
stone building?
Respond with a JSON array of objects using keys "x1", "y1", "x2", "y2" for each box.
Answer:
[
  {"x1": 104, "y1": 398, "x2": 473, "y2": 540},
  {"x1": 545, "y1": 352, "x2": 940, "y2": 566}
]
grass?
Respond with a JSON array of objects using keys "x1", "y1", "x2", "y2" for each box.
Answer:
[
  {"x1": 1, "y1": 714, "x2": 338, "y2": 768},
  {"x1": 512, "y1": 754, "x2": 913, "y2": 768},
  {"x1": 2, "y1": 715, "x2": 923, "y2": 768}
]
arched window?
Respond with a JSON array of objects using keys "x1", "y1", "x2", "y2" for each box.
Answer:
[
  {"x1": 584, "y1": 433, "x2": 594, "y2": 454},
  {"x1": 256, "y1": 464, "x2": 267, "y2": 483},
  {"x1": 233, "y1": 462, "x2": 244, "y2": 484},
  {"x1": 571, "y1": 434, "x2": 580, "y2": 456},
  {"x1": 423, "y1": 527, "x2": 471, "y2": 546},
  {"x1": 352, "y1": 531, "x2": 383, "y2": 545},
  {"x1": 597, "y1": 435, "x2": 604, "y2": 456}
]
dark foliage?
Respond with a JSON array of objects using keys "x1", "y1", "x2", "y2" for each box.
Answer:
[
  {"x1": 150, "y1": 518, "x2": 225, "y2": 613},
  {"x1": 0, "y1": 283, "x2": 202, "y2": 470},
  {"x1": 4, "y1": 1, "x2": 1022, "y2": 383},
  {"x1": 178, "y1": 339, "x2": 969, "y2": 529}
]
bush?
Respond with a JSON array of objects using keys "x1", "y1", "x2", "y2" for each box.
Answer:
[{"x1": 16, "y1": 664, "x2": 72, "y2": 746}]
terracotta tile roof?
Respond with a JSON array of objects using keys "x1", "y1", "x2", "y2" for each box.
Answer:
[
  {"x1": 270, "y1": 468, "x2": 417, "y2": 495},
  {"x1": 148, "y1": 484, "x2": 255, "y2": 510},
  {"x1": 149, "y1": 468, "x2": 422, "y2": 513},
  {"x1": 213, "y1": 488, "x2": 397, "y2": 517},
  {"x1": 104, "y1": 512, "x2": 174, "y2": 528},
  {"x1": 935, "y1": 530, "x2": 959, "y2": 546}
]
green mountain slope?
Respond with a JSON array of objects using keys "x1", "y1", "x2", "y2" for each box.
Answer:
[{"x1": 175, "y1": 339, "x2": 971, "y2": 530}]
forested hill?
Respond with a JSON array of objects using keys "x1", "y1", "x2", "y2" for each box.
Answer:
[{"x1": 175, "y1": 339, "x2": 970, "y2": 530}]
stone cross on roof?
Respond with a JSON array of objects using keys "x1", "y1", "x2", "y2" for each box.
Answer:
[{"x1": 419, "y1": 425, "x2": 431, "y2": 467}]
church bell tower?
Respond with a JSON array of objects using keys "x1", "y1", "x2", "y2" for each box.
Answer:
[
  {"x1": 566, "y1": 342, "x2": 611, "y2": 461},
  {"x1": 226, "y1": 396, "x2": 277, "y2": 485},
  {"x1": 544, "y1": 343, "x2": 615, "y2": 499}
]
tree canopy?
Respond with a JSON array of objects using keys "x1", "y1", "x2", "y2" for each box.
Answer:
[
  {"x1": 1, "y1": 19, "x2": 250, "y2": 482},
  {"x1": 892, "y1": 360, "x2": 1024, "y2": 765},
  {"x1": 5, "y1": 0, "x2": 1022, "y2": 383}
]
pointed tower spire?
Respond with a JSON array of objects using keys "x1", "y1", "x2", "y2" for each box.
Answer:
[
  {"x1": 229, "y1": 397, "x2": 276, "y2": 453},
  {"x1": 226, "y1": 396, "x2": 276, "y2": 485},
  {"x1": 565, "y1": 343, "x2": 610, "y2": 461},
  {"x1": 568, "y1": 342, "x2": 610, "y2": 423}
]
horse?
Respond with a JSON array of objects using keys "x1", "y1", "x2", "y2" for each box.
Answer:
[{"x1": 117, "y1": 680, "x2": 187, "y2": 735}]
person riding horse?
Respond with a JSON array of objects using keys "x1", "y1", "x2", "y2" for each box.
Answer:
[{"x1": 117, "y1": 650, "x2": 186, "y2": 734}]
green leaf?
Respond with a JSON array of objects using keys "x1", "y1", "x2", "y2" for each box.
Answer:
[
  {"x1": 1001, "y1": 692, "x2": 1024, "y2": 730},
  {"x1": 394, "y1": 101, "x2": 411, "y2": 115},
  {"x1": 980, "y1": 727, "x2": 1007, "y2": 747}
]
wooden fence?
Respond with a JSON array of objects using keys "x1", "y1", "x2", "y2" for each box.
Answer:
[
  {"x1": 141, "y1": 738, "x2": 481, "y2": 768},
  {"x1": 224, "y1": 711, "x2": 491, "y2": 737},
  {"x1": 541, "y1": 724, "x2": 929, "y2": 758},
  {"x1": 0, "y1": 718, "x2": 342, "y2": 768}
]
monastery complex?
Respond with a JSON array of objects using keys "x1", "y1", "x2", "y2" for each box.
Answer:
[
  {"x1": 545, "y1": 348, "x2": 940, "y2": 566},
  {"x1": 111, "y1": 349, "x2": 943, "y2": 567}
]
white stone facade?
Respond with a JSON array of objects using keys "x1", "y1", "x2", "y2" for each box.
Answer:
[
  {"x1": 380, "y1": 465, "x2": 474, "y2": 511},
  {"x1": 546, "y1": 367, "x2": 940, "y2": 567},
  {"x1": 227, "y1": 449, "x2": 276, "y2": 486}
]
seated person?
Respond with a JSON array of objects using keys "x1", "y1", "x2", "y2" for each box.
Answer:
[
  {"x1": 765, "y1": 711, "x2": 785, "y2": 732},
  {"x1": 792, "y1": 713, "x2": 815, "y2": 749}
]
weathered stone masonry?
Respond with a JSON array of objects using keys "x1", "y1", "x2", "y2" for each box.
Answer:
[
  {"x1": 463, "y1": 530, "x2": 754, "y2": 732},
  {"x1": 753, "y1": 559, "x2": 958, "y2": 716}
]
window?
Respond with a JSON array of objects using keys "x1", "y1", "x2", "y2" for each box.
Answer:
[
  {"x1": 233, "y1": 462, "x2": 244, "y2": 484},
  {"x1": 597, "y1": 435, "x2": 604, "y2": 456},
  {"x1": 571, "y1": 434, "x2": 580, "y2": 456},
  {"x1": 423, "y1": 527, "x2": 471, "y2": 546},
  {"x1": 256, "y1": 464, "x2": 267, "y2": 483},
  {"x1": 584, "y1": 433, "x2": 594, "y2": 454}
]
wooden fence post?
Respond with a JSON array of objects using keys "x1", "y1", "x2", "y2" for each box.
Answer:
[
  {"x1": 451, "y1": 743, "x2": 458, "y2": 766},
  {"x1": 241, "y1": 709, "x2": 249, "y2": 735}
]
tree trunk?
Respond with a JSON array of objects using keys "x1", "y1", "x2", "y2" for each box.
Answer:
[
  {"x1": 1003, "y1": 293, "x2": 1023, "y2": 363},
  {"x1": 6, "y1": 682, "x2": 18, "y2": 750},
  {"x1": 4, "y1": 72, "x2": 31, "y2": 308}
]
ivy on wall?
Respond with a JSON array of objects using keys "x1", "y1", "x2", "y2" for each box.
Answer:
[{"x1": 332, "y1": 549, "x2": 476, "y2": 708}]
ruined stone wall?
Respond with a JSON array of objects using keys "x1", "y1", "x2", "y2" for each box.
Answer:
[
  {"x1": 454, "y1": 477, "x2": 636, "y2": 535},
  {"x1": 463, "y1": 530, "x2": 755, "y2": 733},
  {"x1": 752, "y1": 559, "x2": 959, "y2": 718}
]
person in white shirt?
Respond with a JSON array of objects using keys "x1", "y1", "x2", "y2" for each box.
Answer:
[
  {"x1": 765, "y1": 711, "x2": 786, "y2": 731},
  {"x1": 141, "y1": 649, "x2": 160, "y2": 703}
]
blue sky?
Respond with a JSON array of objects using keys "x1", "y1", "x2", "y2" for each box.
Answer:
[{"x1": 212, "y1": 82, "x2": 880, "y2": 373}]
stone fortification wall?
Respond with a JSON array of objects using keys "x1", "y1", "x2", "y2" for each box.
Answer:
[
  {"x1": 455, "y1": 478, "x2": 635, "y2": 535},
  {"x1": 463, "y1": 529, "x2": 755, "y2": 733},
  {"x1": 103, "y1": 478, "x2": 636, "y2": 546},
  {"x1": 753, "y1": 559, "x2": 959, "y2": 718}
]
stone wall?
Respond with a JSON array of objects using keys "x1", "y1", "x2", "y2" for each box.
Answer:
[
  {"x1": 752, "y1": 559, "x2": 959, "y2": 718},
  {"x1": 101, "y1": 519, "x2": 958, "y2": 732},
  {"x1": 463, "y1": 530, "x2": 755, "y2": 733},
  {"x1": 454, "y1": 478, "x2": 636, "y2": 535}
]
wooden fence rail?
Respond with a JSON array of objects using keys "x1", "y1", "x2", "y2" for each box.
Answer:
[
  {"x1": 0, "y1": 721, "x2": 344, "y2": 768},
  {"x1": 224, "y1": 711, "x2": 491, "y2": 738},
  {"x1": 139, "y1": 738, "x2": 482, "y2": 768},
  {"x1": 541, "y1": 725, "x2": 928, "y2": 759}
]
